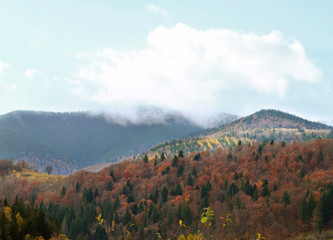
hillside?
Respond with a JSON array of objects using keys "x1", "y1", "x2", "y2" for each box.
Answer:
[
  {"x1": 1, "y1": 139, "x2": 333, "y2": 239},
  {"x1": 143, "y1": 110, "x2": 333, "y2": 159},
  {"x1": 0, "y1": 110, "x2": 207, "y2": 174}
]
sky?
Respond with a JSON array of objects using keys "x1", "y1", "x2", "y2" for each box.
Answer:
[{"x1": 0, "y1": 0, "x2": 332, "y2": 126}]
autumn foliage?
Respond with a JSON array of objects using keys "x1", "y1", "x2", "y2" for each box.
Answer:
[{"x1": 0, "y1": 139, "x2": 333, "y2": 239}]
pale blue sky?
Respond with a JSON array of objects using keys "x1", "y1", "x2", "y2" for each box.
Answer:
[{"x1": 0, "y1": 1, "x2": 332, "y2": 126}]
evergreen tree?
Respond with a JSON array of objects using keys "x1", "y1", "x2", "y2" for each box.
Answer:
[
  {"x1": 123, "y1": 208, "x2": 132, "y2": 226},
  {"x1": 94, "y1": 188, "x2": 100, "y2": 198},
  {"x1": 192, "y1": 167, "x2": 197, "y2": 177},
  {"x1": 106, "y1": 181, "x2": 112, "y2": 191},
  {"x1": 282, "y1": 191, "x2": 290, "y2": 206},
  {"x1": 127, "y1": 194, "x2": 135, "y2": 203},
  {"x1": 177, "y1": 201, "x2": 193, "y2": 226},
  {"x1": 143, "y1": 154, "x2": 148, "y2": 163},
  {"x1": 153, "y1": 188, "x2": 159, "y2": 204},
  {"x1": 161, "y1": 186, "x2": 168, "y2": 203},
  {"x1": 161, "y1": 152, "x2": 166, "y2": 161},
  {"x1": 299, "y1": 166, "x2": 307, "y2": 178},
  {"x1": 131, "y1": 203, "x2": 138, "y2": 215},
  {"x1": 166, "y1": 205, "x2": 173, "y2": 227},
  {"x1": 177, "y1": 164, "x2": 184, "y2": 177},
  {"x1": 194, "y1": 153, "x2": 201, "y2": 161},
  {"x1": 75, "y1": 182, "x2": 80, "y2": 192},
  {"x1": 61, "y1": 186, "x2": 66, "y2": 197},
  {"x1": 172, "y1": 156, "x2": 178, "y2": 167},
  {"x1": 235, "y1": 195, "x2": 241, "y2": 209},
  {"x1": 187, "y1": 174, "x2": 194, "y2": 186},
  {"x1": 178, "y1": 149, "x2": 184, "y2": 158},
  {"x1": 95, "y1": 224, "x2": 108, "y2": 240}
]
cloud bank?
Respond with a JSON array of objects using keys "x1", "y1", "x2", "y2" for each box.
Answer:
[
  {"x1": 25, "y1": 69, "x2": 42, "y2": 78},
  {"x1": 73, "y1": 23, "x2": 322, "y2": 126},
  {"x1": 0, "y1": 60, "x2": 9, "y2": 75}
]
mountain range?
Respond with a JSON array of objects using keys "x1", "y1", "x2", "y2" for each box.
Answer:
[
  {"x1": 0, "y1": 110, "x2": 237, "y2": 174},
  {"x1": 0, "y1": 109, "x2": 331, "y2": 174}
]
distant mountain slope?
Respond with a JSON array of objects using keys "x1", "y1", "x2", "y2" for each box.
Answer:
[
  {"x1": 0, "y1": 110, "x2": 204, "y2": 174},
  {"x1": 143, "y1": 109, "x2": 333, "y2": 160},
  {"x1": 207, "y1": 109, "x2": 332, "y2": 138}
]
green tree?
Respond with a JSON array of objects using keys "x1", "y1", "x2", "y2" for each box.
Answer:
[
  {"x1": 194, "y1": 153, "x2": 201, "y2": 161},
  {"x1": 166, "y1": 205, "x2": 173, "y2": 227},
  {"x1": 123, "y1": 208, "x2": 132, "y2": 226},
  {"x1": 61, "y1": 186, "x2": 66, "y2": 197},
  {"x1": 178, "y1": 149, "x2": 184, "y2": 158},
  {"x1": 161, "y1": 186, "x2": 168, "y2": 203},
  {"x1": 143, "y1": 154, "x2": 148, "y2": 163},
  {"x1": 161, "y1": 152, "x2": 166, "y2": 161},
  {"x1": 177, "y1": 165, "x2": 184, "y2": 177},
  {"x1": 192, "y1": 167, "x2": 197, "y2": 177},
  {"x1": 282, "y1": 191, "x2": 290, "y2": 206},
  {"x1": 186, "y1": 174, "x2": 193, "y2": 186},
  {"x1": 172, "y1": 156, "x2": 178, "y2": 167},
  {"x1": 75, "y1": 182, "x2": 80, "y2": 192}
]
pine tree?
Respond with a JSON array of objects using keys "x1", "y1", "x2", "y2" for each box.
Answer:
[
  {"x1": 143, "y1": 154, "x2": 148, "y2": 163},
  {"x1": 187, "y1": 174, "x2": 193, "y2": 186},
  {"x1": 172, "y1": 156, "x2": 178, "y2": 167},
  {"x1": 177, "y1": 164, "x2": 184, "y2": 177},
  {"x1": 75, "y1": 182, "x2": 80, "y2": 192},
  {"x1": 61, "y1": 186, "x2": 66, "y2": 197},
  {"x1": 161, "y1": 152, "x2": 166, "y2": 161},
  {"x1": 192, "y1": 167, "x2": 197, "y2": 177},
  {"x1": 161, "y1": 186, "x2": 168, "y2": 203},
  {"x1": 123, "y1": 208, "x2": 132, "y2": 226},
  {"x1": 166, "y1": 205, "x2": 173, "y2": 227},
  {"x1": 178, "y1": 149, "x2": 184, "y2": 158},
  {"x1": 282, "y1": 191, "x2": 290, "y2": 206}
]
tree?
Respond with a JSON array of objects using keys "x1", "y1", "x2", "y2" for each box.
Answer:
[
  {"x1": 75, "y1": 182, "x2": 80, "y2": 192},
  {"x1": 194, "y1": 153, "x2": 201, "y2": 161},
  {"x1": 45, "y1": 166, "x2": 53, "y2": 175},
  {"x1": 161, "y1": 186, "x2": 168, "y2": 203},
  {"x1": 282, "y1": 191, "x2": 290, "y2": 206},
  {"x1": 192, "y1": 167, "x2": 197, "y2": 177},
  {"x1": 301, "y1": 190, "x2": 314, "y2": 222},
  {"x1": 186, "y1": 174, "x2": 193, "y2": 186},
  {"x1": 161, "y1": 152, "x2": 166, "y2": 161},
  {"x1": 123, "y1": 208, "x2": 132, "y2": 226},
  {"x1": 178, "y1": 149, "x2": 184, "y2": 158},
  {"x1": 166, "y1": 205, "x2": 173, "y2": 227},
  {"x1": 177, "y1": 165, "x2": 184, "y2": 177},
  {"x1": 143, "y1": 154, "x2": 148, "y2": 163},
  {"x1": 172, "y1": 155, "x2": 179, "y2": 167},
  {"x1": 61, "y1": 186, "x2": 66, "y2": 197}
]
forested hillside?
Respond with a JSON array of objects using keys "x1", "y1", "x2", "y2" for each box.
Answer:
[
  {"x1": 0, "y1": 111, "x2": 207, "y2": 174},
  {"x1": 142, "y1": 110, "x2": 333, "y2": 160},
  {"x1": 1, "y1": 139, "x2": 333, "y2": 239}
]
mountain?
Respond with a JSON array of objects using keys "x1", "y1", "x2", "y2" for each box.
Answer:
[
  {"x1": 0, "y1": 110, "x2": 237, "y2": 174},
  {"x1": 207, "y1": 109, "x2": 332, "y2": 139},
  {"x1": 143, "y1": 109, "x2": 333, "y2": 160}
]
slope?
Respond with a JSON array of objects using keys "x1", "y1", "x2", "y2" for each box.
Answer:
[
  {"x1": 0, "y1": 110, "x2": 205, "y2": 174},
  {"x1": 144, "y1": 109, "x2": 333, "y2": 159}
]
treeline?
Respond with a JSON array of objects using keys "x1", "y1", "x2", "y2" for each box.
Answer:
[
  {"x1": 0, "y1": 160, "x2": 30, "y2": 176},
  {"x1": 0, "y1": 197, "x2": 68, "y2": 240}
]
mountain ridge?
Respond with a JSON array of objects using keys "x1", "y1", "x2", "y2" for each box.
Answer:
[{"x1": 0, "y1": 110, "x2": 237, "y2": 174}]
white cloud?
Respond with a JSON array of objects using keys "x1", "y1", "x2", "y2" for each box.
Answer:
[
  {"x1": 25, "y1": 69, "x2": 42, "y2": 78},
  {"x1": 0, "y1": 60, "x2": 9, "y2": 75},
  {"x1": 74, "y1": 23, "x2": 322, "y2": 125},
  {"x1": 144, "y1": 3, "x2": 169, "y2": 19}
]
